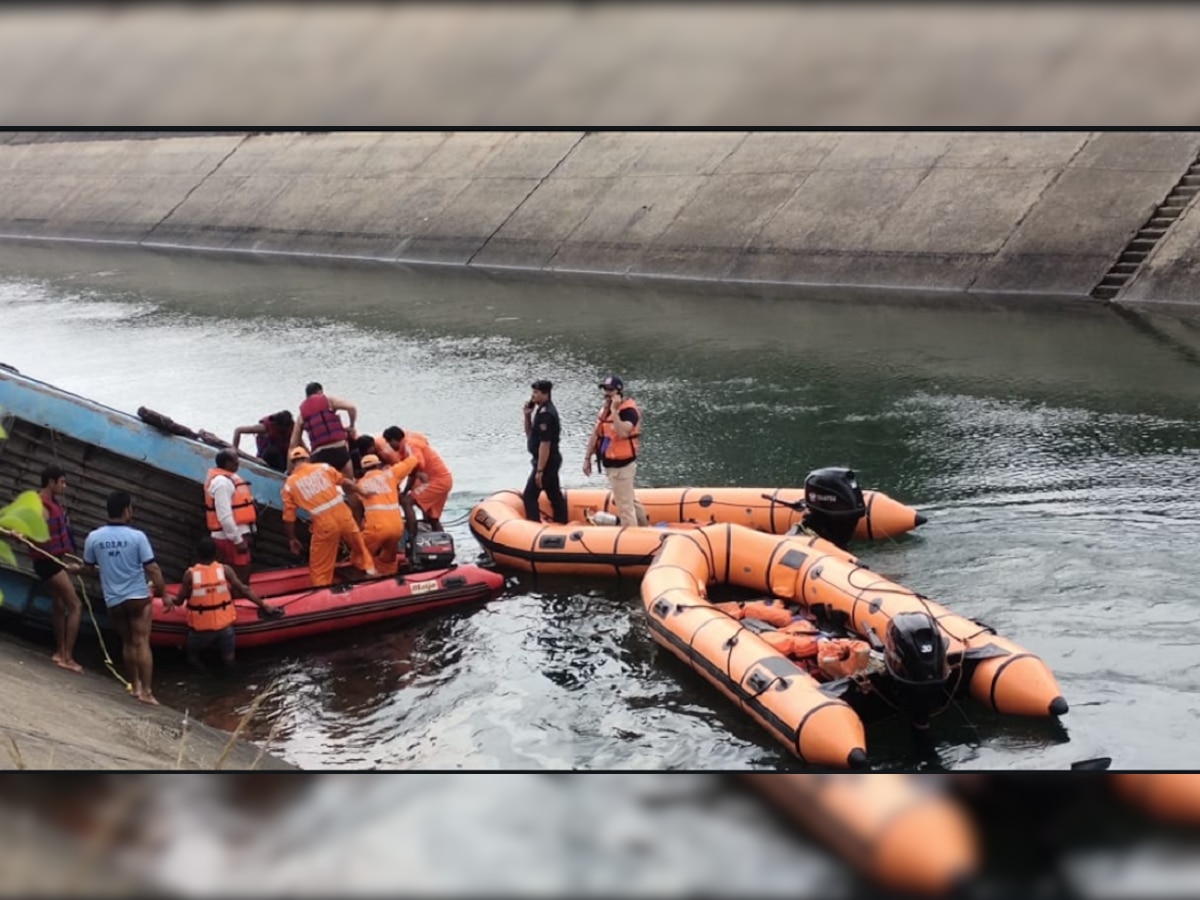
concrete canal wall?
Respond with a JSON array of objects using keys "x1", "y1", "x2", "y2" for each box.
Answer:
[{"x1": 2, "y1": 131, "x2": 1200, "y2": 305}]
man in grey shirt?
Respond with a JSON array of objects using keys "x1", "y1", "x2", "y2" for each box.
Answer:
[{"x1": 77, "y1": 490, "x2": 168, "y2": 706}]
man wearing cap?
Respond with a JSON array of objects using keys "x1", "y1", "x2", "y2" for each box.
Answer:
[
  {"x1": 357, "y1": 452, "x2": 420, "y2": 575},
  {"x1": 281, "y1": 446, "x2": 376, "y2": 587},
  {"x1": 583, "y1": 375, "x2": 648, "y2": 528},
  {"x1": 523, "y1": 379, "x2": 568, "y2": 524},
  {"x1": 203, "y1": 448, "x2": 257, "y2": 583}
]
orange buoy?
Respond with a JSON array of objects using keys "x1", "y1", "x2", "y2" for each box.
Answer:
[
  {"x1": 470, "y1": 484, "x2": 924, "y2": 577},
  {"x1": 743, "y1": 774, "x2": 979, "y2": 896}
]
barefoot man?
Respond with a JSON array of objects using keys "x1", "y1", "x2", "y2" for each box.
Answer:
[
  {"x1": 34, "y1": 465, "x2": 83, "y2": 672},
  {"x1": 79, "y1": 490, "x2": 169, "y2": 705}
]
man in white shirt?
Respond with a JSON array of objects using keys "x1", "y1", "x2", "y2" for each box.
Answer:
[{"x1": 204, "y1": 449, "x2": 257, "y2": 583}]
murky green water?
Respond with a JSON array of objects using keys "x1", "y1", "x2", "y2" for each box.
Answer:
[{"x1": 2, "y1": 240, "x2": 1199, "y2": 771}]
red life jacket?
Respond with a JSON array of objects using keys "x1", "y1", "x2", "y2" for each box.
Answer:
[
  {"x1": 255, "y1": 415, "x2": 289, "y2": 458},
  {"x1": 300, "y1": 394, "x2": 347, "y2": 450},
  {"x1": 38, "y1": 497, "x2": 76, "y2": 557}
]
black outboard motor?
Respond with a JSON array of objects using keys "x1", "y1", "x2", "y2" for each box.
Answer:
[
  {"x1": 802, "y1": 467, "x2": 866, "y2": 550},
  {"x1": 884, "y1": 610, "x2": 951, "y2": 703},
  {"x1": 409, "y1": 531, "x2": 456, "y2": 571},
  {"x1": 882, "y1": 611, "x2": 952, "y2": 733},
  {"x1": 884, "y1": 611, "x2": 949, "y2": 686}
]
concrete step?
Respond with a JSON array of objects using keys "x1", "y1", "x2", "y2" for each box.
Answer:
[
  {"x1": 1160, "y1": 206, "x2": 1187, "y2": 215},
  {"x1": 1092, "y1": 285, "x2": 1120, "y2": 300},
  {"x1": 1122, "y1": 251, "x2": 1149, "y2": 262},
  {"x1": 1099, "y1": 274, "x2": 1129, "y2": 286},
  {"x1": 1182, "y1": 175, "x2": 1200, "y2": 186},
  {"x1": 1136, "y1": 228, "x2": 1168, "y2": 238},
  {"x1": 1111, "y1": 262, "x2": 1140, "y2": 274},
  {"x1": 1149, "y1": 216, "x2": 1178, "y2": 227},
  {"x1": 1127, "y1": 239, "x2": 1157, "y2": 251}
]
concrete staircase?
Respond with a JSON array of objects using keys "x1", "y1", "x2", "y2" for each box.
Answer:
[{"x1": 1091, "y1": 160, "x2": 1200, "y2": 301}]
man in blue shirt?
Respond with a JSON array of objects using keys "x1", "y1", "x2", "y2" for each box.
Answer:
[{"x1": 77, "y1": 490, "x2": 168, "y2": 706}]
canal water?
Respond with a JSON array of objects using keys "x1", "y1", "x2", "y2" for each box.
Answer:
[{"x1": 2, "y1": 240, "x2": 1199, "y2": 772}]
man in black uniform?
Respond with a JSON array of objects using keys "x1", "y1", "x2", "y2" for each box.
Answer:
[{"x1": 523, "y1": 379, "x2": 569, "y2": 524}]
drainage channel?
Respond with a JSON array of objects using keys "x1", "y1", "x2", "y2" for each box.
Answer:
[{"x1": 1091, "y1": 159, "x2": 1200, "y2": 301}]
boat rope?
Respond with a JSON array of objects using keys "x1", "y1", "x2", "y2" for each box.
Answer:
[
  {"x1": 0, "y1": 527, "x2": 132, "y2": 693},
  {"x1": 438, "y1": 510, "x2": 473, "y2": 528}
]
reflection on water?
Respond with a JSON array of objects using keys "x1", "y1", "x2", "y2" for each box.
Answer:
[{"x1": 2, "y1": 240, "x2": 1200, "y2": 770}]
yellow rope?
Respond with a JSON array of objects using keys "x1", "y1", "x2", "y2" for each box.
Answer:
[{"x1": 0, "y1": 526, "x2": 133, "y2": 692}]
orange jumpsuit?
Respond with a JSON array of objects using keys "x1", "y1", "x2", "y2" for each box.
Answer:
[
  {"x1": 372, "y1": 435, "x2": 402, "y2": 466},
  {"x1": 358, "y1": 458, "x2": 419, "y2": 575},
  {"x1": 398, "y1": 431, "x2": 454, "y2": 521},
  {"x1": 282, "y1": 461, "x2": 374, "y2": 587}
]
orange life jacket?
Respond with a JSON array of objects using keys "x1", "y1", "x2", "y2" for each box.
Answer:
[
  {"x1": 281, "y1": 461, "x2": 346, "y2": 522},
  {"x1": 598, "y1": 397, "x2": 641, "y2": 463},
  {"x1": 758, "y1": 620, "x2": 823, "y2": 659},
  {"x1": 817, "y1": 638, "x2": 872, "y2": 680},
  {"x1": 715, "y1": 599, "x2": 797, "y2": 628},
  {"x1": 204, "y1": 468, "x2": 257, "y2": 532},
  {"x1": 186, "y1": 561, "x2": 237, "y2": 631}
]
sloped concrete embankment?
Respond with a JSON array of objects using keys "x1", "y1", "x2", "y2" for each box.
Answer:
[
  {"x1": 0, "y1": 631, "x2": 293, "y2": 770},
  {"x1": 1, "y1": 131, "x2": 1200, "y2": 304}
]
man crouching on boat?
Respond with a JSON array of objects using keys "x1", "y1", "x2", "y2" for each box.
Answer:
[
  {"x1": 165, "y1": 537, "x2": 283, "y2": 669},
  {"x1": 281, "y1": 446, "x2": 377, "y2": 587},
  {"x1": 357, "y1": 454, "x2": 420, "y2": 576}
]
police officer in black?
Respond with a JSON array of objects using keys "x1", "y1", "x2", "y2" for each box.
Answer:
[{"x1": 523, "y1": 379, "x2": 569, "y2": 524}]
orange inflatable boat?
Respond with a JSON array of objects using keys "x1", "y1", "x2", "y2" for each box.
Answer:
[
  {"x1": 470, "y1": 468, "x2": 925, "y2": 577},
  {"x1": 640, "y1": 522, "x2": 1066, "y2": 766},
  {"x1": 1110, "y1": 774, "x2": 1200, "y2": 825},
  {"x1": 744, "y1": 774, "x2": 979, "y2": 896}
]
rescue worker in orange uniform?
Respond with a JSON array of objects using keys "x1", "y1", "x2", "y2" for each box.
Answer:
[
  {"x1": 204, "y1": 449, "x2": 258, "y2": 583},
  {"x1": 380, "y1": 426, "x2": 454, "y2": 532},
  {"x1": 281, "y1": 446, "x2": 376, "y2": 587},
  {"x1": 583, "y1": 375, "x2": 648, "y2": 527},
  {"x1": 165, "y1": 536, "x2": 282, "y2": 669},
  {"x1": 357, "y1": 453, "x2": 420, "y2": 575}
]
